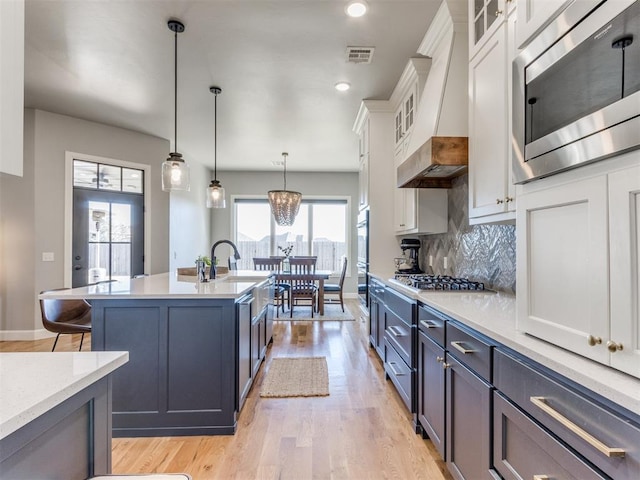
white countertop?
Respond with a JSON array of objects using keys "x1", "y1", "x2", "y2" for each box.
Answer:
[
  {"x1": 38, "y1": 271, "x2": 272, "y2": 300},
  {"x1": 0, "y1": 351, "x2": 128, "y2": 439},
  {"x1": 370, "y1": 272, "x2": 640, "y2": 415}
]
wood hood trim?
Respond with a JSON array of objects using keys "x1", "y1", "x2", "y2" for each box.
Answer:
[{"x1": 397, "y1": 136, "x2": 468, "y2": 188}]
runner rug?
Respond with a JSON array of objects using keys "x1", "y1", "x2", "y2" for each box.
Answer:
[
  {"x1": 260, "y1": 356, "x2": 329, "y2": 398},
  {"x1": 277, "y1": 303, "x2": 355, "y2": 321}
]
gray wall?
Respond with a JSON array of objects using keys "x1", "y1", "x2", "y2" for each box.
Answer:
[
  {"x1": 0, "y1": 109, "x2": 171, "y2": 336},
  {"x1": 418, "y1": 174, "x2": 516, "y2": 293},
  {"x1": 208, "y1": 170, "x2": 360, "y2": 294}
]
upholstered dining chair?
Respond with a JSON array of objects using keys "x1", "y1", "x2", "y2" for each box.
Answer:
[
  {"x1": 288, "y1": 257, "x2": 318, "y2": 317},
  {"x1": 39, "y1": 289, "x2": 92, "y2": 351},
  {"x1": 253, "y1": 257, "x2": 288, "y2": 316},
  {"x1": 324, "y1": 257, "x2": 348, "y2": 312}
]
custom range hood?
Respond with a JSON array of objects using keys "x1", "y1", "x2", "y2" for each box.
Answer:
[{"x1": 397, "y1": 0, "x2": 469, "y2": 189}]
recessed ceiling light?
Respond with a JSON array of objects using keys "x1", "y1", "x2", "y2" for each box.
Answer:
[
  {"x1": 335, "y1": 82, "x2": 351, "y2": 92},
  {"x1": 345, "y1": 1, "x2": 368, "y2": 18}
]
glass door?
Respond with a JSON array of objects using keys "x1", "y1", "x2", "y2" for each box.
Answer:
[{"x1": 72, "y1": 189, "x2": 144, "y2": 287}]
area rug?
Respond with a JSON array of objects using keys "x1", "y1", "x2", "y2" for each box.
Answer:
[
  {"x1": 277, "y1": 303, "x2": 355, "y2": 321},
  {"x1": 260, "y1": 357, "x2": 329, "y2": 398}
]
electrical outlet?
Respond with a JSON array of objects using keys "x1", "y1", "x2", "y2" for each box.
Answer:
[
  {"x1": 443, "y1": 256, "x2": 448, "y2": 270},
  {"x1": 42, "y1": 252, "x2": 55, "y2": 262}
]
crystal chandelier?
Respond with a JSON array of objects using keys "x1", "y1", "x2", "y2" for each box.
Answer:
[
  {"x1": 162, "y1": 20, "x2": 190, "y2": 192},
  {"x1": 206, "y1": 86, "x2": 226, "y2": 208},
  {"x1": 268, "y1": 152, "x2": 302, "y2": 226}
]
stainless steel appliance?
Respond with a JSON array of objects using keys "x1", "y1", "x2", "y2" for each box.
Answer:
[
  {"x1": 395, "y1": 239, "x2": 423, "y2": 274},
  {"x1": 513, "y1": 0, "x2": 640, "y2": 184},
  {"x1": 357, "y1": 209, "x2": 369, "y2": 305},
  {"x1": 394, "y1": 274, "x2": 485, "y2": 291}
]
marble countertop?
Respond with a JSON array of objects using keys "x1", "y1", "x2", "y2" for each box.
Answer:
[
  {"x1": 369, "y1": 272, "x2": 640, "y2": 416},
  {"x1": 39, "y1": 271, "x2": 273, "y2": 300},
  {"x1": 0, "y1": 351, "x2": 128, "y2": 439}
]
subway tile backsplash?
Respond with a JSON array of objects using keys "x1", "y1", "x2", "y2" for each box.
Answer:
[{"x1": 417, "y1": 175, "x2": 516, "y2": 293}]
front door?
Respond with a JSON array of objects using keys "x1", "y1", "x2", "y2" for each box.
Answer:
[{"x1": 72, "y1": 189, "x2": 144, "y2": 287}]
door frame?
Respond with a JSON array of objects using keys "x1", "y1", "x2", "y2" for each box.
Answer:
[{"x1": 64, "y1": 151, "x2": 151, "y2": 287}]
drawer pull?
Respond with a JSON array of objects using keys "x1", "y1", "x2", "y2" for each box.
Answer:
[
  {"x1": 530, "y1": 396, "x2": 625, "y2": 458},
  {"x1": 450, "y1": 341, "x2": 476, "y2": 354},
  {"x1": 387, "y1": 362, "x2": 407, "y2": 376},
  {"x1": 388, "y1": 326, "x2": 407, "y2": 337},
  {"x1": 587, "y1": 335, "x2": 602, "y2": 346},
  {"x1": 420, "y1": 320, "x2": 438, "y2": 329},
  {"x1": 436, "y1": 356, "x2": 444, "y2": 363}
]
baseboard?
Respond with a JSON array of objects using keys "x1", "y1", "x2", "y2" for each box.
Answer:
[{"x1": 0, "y1": 329, "x2": 55, "y2": 341}]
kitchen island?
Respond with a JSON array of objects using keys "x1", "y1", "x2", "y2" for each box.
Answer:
[
  {"x1": 39, "y1": 271, "x2": 273, "y2": 437},
  {"x1": 0, "y1": 351, "x2": 128, "y2": 479}
]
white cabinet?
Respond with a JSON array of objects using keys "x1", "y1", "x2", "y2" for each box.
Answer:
[
  {"x1": 516, "y1": 0, "x2": 573, "y2": 49},
  {"x1": 468, "y1": 4, "x2": 516, "y2": 224},
  {"x1": 358, "y1": 118, "x2": 370, "y2": 210},
  {"x1": 394, "y1": 81, "x2": 418, "y2": 158},
  {"x1": 609, "y1": 165, "x2": 640, "y2": 378},
  {"x1": 469, "y1": 0, "x2": 515, "y2": 58},
  {"x1": 517, "y1": 157, "x2": 640, "y2": 379}
]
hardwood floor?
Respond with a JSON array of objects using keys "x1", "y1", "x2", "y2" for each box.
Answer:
[{"x1": 1, "y1": 299, "x2": 451, "y2": 480}]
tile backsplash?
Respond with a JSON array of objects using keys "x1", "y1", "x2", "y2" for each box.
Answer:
[{"x1": 417, "y1": 175, "x2": 516, "y2": 293}]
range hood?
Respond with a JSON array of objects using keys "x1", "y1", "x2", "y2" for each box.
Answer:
[{"x1": 397, "y1": 0, "x2": 468, "y2": 189}]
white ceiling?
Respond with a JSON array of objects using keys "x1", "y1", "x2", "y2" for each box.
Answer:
[{"x1": 24, "y1": 0, "x2": 441, "y2": 173}]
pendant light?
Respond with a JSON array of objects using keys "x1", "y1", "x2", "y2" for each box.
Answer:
[
  {"x1": 268, "y1": 152, "x2": 302, "y2": 226},
  {"x1": 206, "y1": 86, "x2": 226, "y2": 208},
  {"x1": 162, "y1": 20, "x2": 190, "y2": 192}
]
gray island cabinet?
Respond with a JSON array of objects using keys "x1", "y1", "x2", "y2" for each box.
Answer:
[{"x1": 40, "y1": 271, "x2": 273, "y2": 437}]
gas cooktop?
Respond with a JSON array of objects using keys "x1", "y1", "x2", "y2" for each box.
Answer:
[{"x1": 394, "y1": 274, "x2": 485, "y2": 291}]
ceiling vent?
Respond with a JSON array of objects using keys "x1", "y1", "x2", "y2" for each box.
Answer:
[{"x1": 346, "y1": 46, "x2": 375, "y2": 64}]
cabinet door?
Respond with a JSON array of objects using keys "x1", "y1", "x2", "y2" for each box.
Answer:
[
  {"x1": 469, "y1": 25, "x2": 509, "y2": 220},
  {"x1": 469, "y1": 0, "x2": 507, "y2": 57},
  {"x1": 251, "y1": 314, "x2": 262, "y2": 377},
  {"x1": 446, "y1": 354, "x2": 492, "y2": 480},
  {"x1": 516, "y1": 176, "x2": 609, "y2": 364},
  {"x1": 394, "y1": 187, "x2": 417, "y2": 233},
  {"x1": 369, "y1": 295, "x2": 378, "y2": 350},
  {"x1": 516, "y1": 0, "x2": 573, "y2": 49},
  {"x1": 418, "y1": 332, "x2": 446, "y2": 459},
  {"x1": 359, "y1": 154, "x2": 369, "y2": 210},
  {"x1": 609, "y1": 165, "x2": 640, "y2": 378},
  {"x1": 237, "y1": 296, "x2": 253, "y2": 411}
]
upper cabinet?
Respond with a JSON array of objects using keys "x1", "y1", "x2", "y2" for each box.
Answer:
[
  {"x1": 516, "y1": 0, "x2": 573, "y2": 49},
  {"x1": 469, "y1": 0, "x2": 516, "y2": 59},
  {"x1": 358, "y1": 118, "x2": 370, "y2": 211},
  {"x1": 468, "y1": 0, "x2": 517, "y2": 224}
]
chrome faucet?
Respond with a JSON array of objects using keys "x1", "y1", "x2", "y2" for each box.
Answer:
[{"x1": 209, "y1": 240, "x2": 241, "y2": 279}]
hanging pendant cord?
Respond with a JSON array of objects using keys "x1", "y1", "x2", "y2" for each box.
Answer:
[
  {"x1": 214, "y1": 92, "x2": 218, "y2": 181},
  {"x1": 174, "y1": 29, "x2": 178, "y2": 153},
  {"x1": 282, "y1": 153, "x2": 288, "y2": 190}
]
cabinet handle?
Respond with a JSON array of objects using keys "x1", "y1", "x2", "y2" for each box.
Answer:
[
  {"x1": 530, "y1": 396, "x2": 625, "y2": 458},
  {"x1": 494, "y1": 9, "x2": 503, "y2": 17},
  {"x1": 442, "y1": 362, "x2": 451, "y2": 369},
  {"x1": 420, "y1": 320, "x2": 438, "y2": 329},
  {"x1": 606, "y1": 340, "x2": 624, "y2": 352},
  {"x1": 388, "y1": 362, "x2": 407, "y2": 376},
  {"x1": 496, "y1": 198, "x2": 504, "y2": 204},
  {"x1": 388, "y1": 325, "x2": 407, "y2": 337},
  {"x1": 505, "y1": 196, "x2": 514, "y2": 203},
  {"x1": 436, "y1": 356, "x2": 444, "y2": 363},
  {"x1": 587, "y1": 335, "x2": 602, "y2": 346},
  {"x1": 399, "y1": 223, "x2": 406, "y2": 227},
  {"x1": 450, "y1": 341, "x2": 476, "y2": 354}
]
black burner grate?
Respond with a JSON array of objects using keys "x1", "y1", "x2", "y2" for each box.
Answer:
[{"x1": 394, "y1": 274, "x2": 485, "y2": 291}]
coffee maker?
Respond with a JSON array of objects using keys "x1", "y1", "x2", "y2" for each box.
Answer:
[{"x1": 395, "y1": 238, "x2": 423, "y2": 274}]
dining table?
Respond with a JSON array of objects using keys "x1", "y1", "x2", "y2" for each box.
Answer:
[{"x1": 275, "y1": 270, "x2": 332, "y2": 315}]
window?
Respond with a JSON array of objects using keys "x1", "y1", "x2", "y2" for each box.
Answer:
[
  {"x1": 234, "y1": 199, "x2": 348, "y2": 273},
  {"x1": 73, "y1": 160, "x2": 144, "y2": 194}
]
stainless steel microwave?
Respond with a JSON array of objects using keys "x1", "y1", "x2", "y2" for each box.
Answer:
[{"x1": 513, "y1": 0, "x2": 640, "y2": 184}]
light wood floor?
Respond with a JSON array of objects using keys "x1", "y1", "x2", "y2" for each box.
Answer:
[{"x1": 1, "y1": 299, "x2": 451, "y2": 480}]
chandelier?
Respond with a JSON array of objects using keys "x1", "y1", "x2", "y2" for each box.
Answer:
[
  {"x1": 162, "y1": 19, "x2": 190, "y2": 192},
  {"x1": 268, "y1": 152, "x2": 302, "y2": 226}
]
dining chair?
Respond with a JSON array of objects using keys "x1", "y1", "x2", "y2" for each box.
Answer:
[
  {"x1": 253, "y1": 257, "x2": 288, "y2": 316},
  {"x1": 324, "y1": 257, "x2": 348, "y2": 312},
  {"x1": 288, "y1": 257, "x2": 318, "y2": 317},
  {"x1": 39, "y1": 289, "x2": 92, "y2": 351}
]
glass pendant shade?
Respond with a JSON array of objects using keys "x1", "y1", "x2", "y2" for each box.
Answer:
[
  {"x1": 268, "y1": 189, "x2": 302, "y2": 226},
  {"x1": 207, "y1": 180, "x2": 226, "y2": 208},
  {"x1": 162, "y1": 153, "x2": 190, "y2": 191},
  {"x1": 268, "y1": 152, "x2": 301, "y2": 226}
]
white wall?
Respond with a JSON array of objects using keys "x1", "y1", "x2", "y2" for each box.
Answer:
[
  {"x1": 208, "y1": 170, "x2": 360, "y2": 294},
  {"x1": 169, "y1": 159, "x2": 212, "y2": 272},
  {"x1": 0, "y1": 109, "x2": 172, "y2": 338}
]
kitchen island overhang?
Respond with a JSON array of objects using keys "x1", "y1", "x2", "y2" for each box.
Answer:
[{"x1": 39, "y1": 271, "x2": 274, "y2": 437}]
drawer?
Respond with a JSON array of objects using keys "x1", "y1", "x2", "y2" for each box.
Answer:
[
  {"x1": 418, "y1": 302, "x2": 446, "y2": 347},
  {"x1": 385, "y1": 287, "x2": 414, "y2": 323},
  {"x1": 446, "y1": 321, "x2": 492, "y2": 382},
  {"x1": 494, "y1": 349, "x2": 640, "y2": 480},
  {"x1": 385, "y1": 309, "x2": 412, "y2": 366},
  {"x1": 493, "y1": 391, "x2": 606, "y2": 480},
  {"x1": 384, "y1": 338, "x2": 413, "y2": 412}
]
